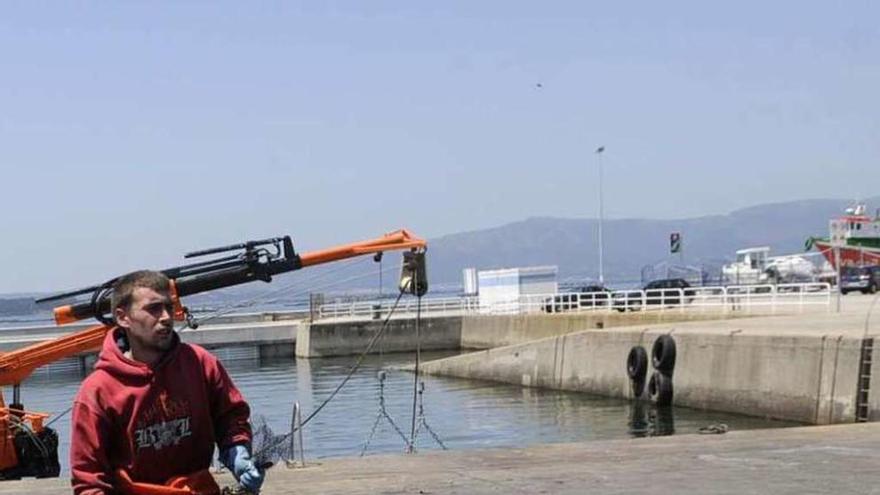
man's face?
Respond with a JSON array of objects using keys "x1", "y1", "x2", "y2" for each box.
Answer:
[{"x1": 116, "y1": 287, "x2": 175, "y2": 356}]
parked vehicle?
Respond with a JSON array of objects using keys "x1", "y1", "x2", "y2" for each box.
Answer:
[
  {"x1": 613, "y1": 278, "x2": 696, "y2": 312},
  {"x1": 841, "y1": 265, "x2": 880, "y2": 295},
  {"x1": 543, "y1": 285, "x2": 611, "y2": 313}
]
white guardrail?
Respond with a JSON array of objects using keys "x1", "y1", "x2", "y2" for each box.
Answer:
[{"x1": 316, "y1": 283, "x2": 833, "y2": 320}]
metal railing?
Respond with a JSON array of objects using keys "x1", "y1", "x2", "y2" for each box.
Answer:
[
  {"x1": 315, "y1": 283, "x2": 832, "y2": 320},
  {"x1": 317, "y1": 295, "x2": 480, "y2": 320},
  {"x1": 524, "y1": 282, "x2": 832, "y2": 316}
]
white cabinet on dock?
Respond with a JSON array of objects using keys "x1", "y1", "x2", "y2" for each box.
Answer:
[{"x1": 477, "y1": 266, "x2": 557, "y2": 314}]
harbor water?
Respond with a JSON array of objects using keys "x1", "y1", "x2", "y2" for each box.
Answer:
[{"x1": 15, "y1": 351, "x2": 800, "y2": 475}]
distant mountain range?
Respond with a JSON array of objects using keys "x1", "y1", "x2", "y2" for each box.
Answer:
[
  {"x1": 3, "y1": 197, "x2": 878, "y2": 313},
  {"x1": 425, "y1": 197, "x2": 880, "y2": 288}
]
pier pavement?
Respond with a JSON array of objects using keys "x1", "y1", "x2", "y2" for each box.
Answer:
[{"x1": 4, "y1": 423, "x2": 880, "y2": 494}]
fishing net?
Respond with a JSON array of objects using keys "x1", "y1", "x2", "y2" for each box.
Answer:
[{"x1": 250, "y1": 414, "x2": 290, "y2": 466}]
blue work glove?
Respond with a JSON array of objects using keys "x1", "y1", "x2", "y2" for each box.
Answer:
[{"x1": 219, "y1": 444, "x2": 264, "y2": 494}]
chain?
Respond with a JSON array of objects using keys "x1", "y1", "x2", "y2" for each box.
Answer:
[
  {"x1": 360, "y1": 371, "x2": 409, "y2": 456},
  {"x1": 410, "y1": 381, "x2": 447, "y2": 452}
]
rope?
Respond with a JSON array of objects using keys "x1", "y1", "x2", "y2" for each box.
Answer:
[
  {"x1": 44, "y1": 406, "x2": 73, "y2": 428},
  {"x1": 252, "y1": 287, "x2": 408, "y2": 459},
  {"x1": 698, "y1": 423, "x2": 729, "y2": 434},
  {"x1": 8, "y1": 415, "x2": 49, "y2": 458}
]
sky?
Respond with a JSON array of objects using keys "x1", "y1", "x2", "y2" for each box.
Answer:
[{"x1": 1, "y1": 1, "x2": 878, "y2": 293}]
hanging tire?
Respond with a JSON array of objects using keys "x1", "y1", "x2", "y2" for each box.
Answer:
[
  {"x1": 627, "y1": 346, "x2": 648, "y2": 398},
  {"x1": 627, "y1": 346, "x2": 648, "y2": 381},
  {"x1": 648, "y1": 371, "x2": 674, "y2": 406},
  {"x1": 652, "y1": 335, "x2": 677, "y2": 373}
]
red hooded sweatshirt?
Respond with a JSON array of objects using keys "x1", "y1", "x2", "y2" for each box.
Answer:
[{"x1": 70, "y1": 328, "x2": 252, "y2": 495}]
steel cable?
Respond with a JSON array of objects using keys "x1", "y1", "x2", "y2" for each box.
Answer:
[
  {"x1": 406, "y1": 289, "x2": 423, "y2": 452},
  {"x1": 252, "y1": 286, "x2": 409, "y2": 460}
]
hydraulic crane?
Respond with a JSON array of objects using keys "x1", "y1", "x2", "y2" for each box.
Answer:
[{"x1": 0, "y1": 229, "x2": 427, "y2": 485}]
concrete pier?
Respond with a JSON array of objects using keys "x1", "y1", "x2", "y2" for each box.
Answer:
[
  {"x1": 295, "y1": 316, "x2": 461, "y2": 357},
  {"x1": 4, "y1": 423, "x2": 880, "y2": 494},
  {"x1": 419, "y1": 297, "x2": 880, "y2": 424},
  {"x1": 294, "y1": 311, "x2": 756, "y2": 358}
]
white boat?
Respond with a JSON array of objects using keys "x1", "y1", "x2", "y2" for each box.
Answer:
[{"x1": 722, "y1": 246, "x2": 816, "y2": 285}]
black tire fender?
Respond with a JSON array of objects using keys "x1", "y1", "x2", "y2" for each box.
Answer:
[
  {"x1": 648, "y1": 371, "x2": 674, "y2": 406},
  {"x1": 627, "y1": 346, "x2": 649, "y2": 398},
  {"x1": 652, "y1": 334, "x2": 677, "y2": 373},
  {"x1": 626, "y1": 346, "x2": 648, "y2": 381}
]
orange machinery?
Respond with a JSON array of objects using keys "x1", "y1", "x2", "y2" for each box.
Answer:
[{"x1": 0, "y1": 229, "x2": 426, "y2": 482}]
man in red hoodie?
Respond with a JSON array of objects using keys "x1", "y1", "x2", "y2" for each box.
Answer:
[{"x1": 70, "y1": 270, "x2": 264, "y2": 494}]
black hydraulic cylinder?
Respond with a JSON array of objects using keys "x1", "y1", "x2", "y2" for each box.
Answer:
[{"x1": 55, "y1": 240, "x2": 301, "y2": 323}]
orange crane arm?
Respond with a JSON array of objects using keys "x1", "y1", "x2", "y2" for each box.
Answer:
[
  {"x1": 0, "y1": 324, "x2": 110, "y2": 386},
  {"x1": 299, "y1": 228, "x2": 426, "y2": 267},
  {"x1": 0, "y1": 229, "x2": 426, "y2": 387}
]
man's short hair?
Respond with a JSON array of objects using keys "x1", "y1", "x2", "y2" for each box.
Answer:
[{"x1": 111, "y1": 270, "x2": 171, "y2": 312}]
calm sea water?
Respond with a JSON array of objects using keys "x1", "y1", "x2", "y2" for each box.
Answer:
[{"x1": 10, "y1": 351, "x2": 800, "y2": 476}]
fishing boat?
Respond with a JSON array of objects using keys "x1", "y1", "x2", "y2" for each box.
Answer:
[{"x1": 807, "y1": 203, "x2": 880, "y2": 267}]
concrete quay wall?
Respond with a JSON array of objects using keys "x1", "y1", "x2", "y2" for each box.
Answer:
[
  {"x1": 8, "y1": 315, "x2": 304, "y2": 377},
  {"x1": 295, "y1": 311, "x2": 730, "y2": 358},
  {"x1": 179, "y1": 320, "x2": 302, "y2": 359},
  {"x1": 0, "y1": 310, "x2": 306, "y2": 350},
  {"x1": 295, "y1": 316, "x2": 462, "y2": 358},
  {"x1": 459, "y1": 311, "x2": 749, "y2": 349},
  {"x1": 420, "y1": 312, "x2": 875, "y2": 424}
]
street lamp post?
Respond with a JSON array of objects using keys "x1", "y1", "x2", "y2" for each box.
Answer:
[{"x1": 595, "y1": 146, "x2": 605, "y2": 285}]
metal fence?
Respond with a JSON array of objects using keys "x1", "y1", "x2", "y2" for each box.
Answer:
[{"x1": 316, "y1": 283, "x2": 833, "y2": 320}]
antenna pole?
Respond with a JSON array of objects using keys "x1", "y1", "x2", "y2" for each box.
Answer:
[{"x1": 596, "y1": 146, "x2": 606, "y2": 285}]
